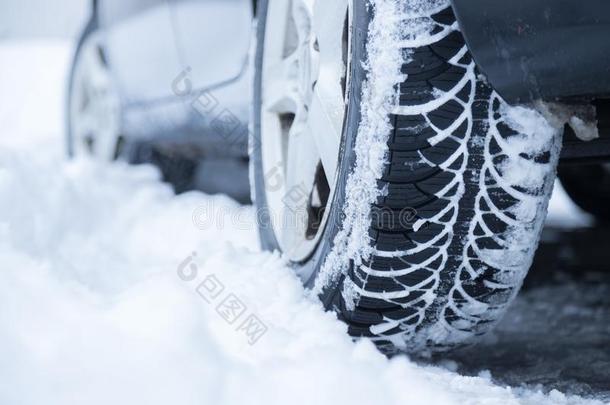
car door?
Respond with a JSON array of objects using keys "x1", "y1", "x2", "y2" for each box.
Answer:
[
  {"x1": 98, "y1": 0, "x2": 183, "y2": 104},
  {"x1": 168, "y1": 0, "x2": 253, "y2": 91}
]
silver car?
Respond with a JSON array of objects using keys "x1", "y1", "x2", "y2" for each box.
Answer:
[
  {"x1": 68, "y1": 0, "x2": 610, "y2": 355},
  {"x1": 67, "y1": 0, "x2": 253, "y2": 199}
]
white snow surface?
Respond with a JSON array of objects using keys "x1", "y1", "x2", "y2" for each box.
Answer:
[{"x1": 0, "y1": 40, "x2": 604, "y2": 405}]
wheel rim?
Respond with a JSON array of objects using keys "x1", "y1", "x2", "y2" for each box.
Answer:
[
  {"x1": 261, "y1": 0, "x2": 351, "y2": 262},
  {"x1": 69, "y1": 33, "x2": 121, "y2": 161}
]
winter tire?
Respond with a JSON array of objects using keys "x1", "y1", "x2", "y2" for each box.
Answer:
[{"x1": 251, "y1": 0, "x2": 562, "y2": 354}]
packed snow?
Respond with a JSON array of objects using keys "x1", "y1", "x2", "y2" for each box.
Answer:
[{"x1": 0, "y1": 40, "x2": 605, "y2": 405}]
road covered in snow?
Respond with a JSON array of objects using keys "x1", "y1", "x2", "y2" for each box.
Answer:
[{"x1": 0, "y1": 41, "x2": 607, "y2": 405}]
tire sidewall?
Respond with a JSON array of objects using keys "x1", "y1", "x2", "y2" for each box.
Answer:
[{"x1": 251, "y1": 0, "x2": 371, "y2": 295}]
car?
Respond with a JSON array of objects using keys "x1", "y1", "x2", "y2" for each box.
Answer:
[
  {"x1": 67, "y1": 0, "x2": 610, "y2": 354},
  {"x1": 67, "y1": 0, "x2": 254, "y2": 201}
]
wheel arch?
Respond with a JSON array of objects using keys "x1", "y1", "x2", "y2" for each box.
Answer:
[{"x1": 450, "y1": 0, "x2": 610, "y2": 104}]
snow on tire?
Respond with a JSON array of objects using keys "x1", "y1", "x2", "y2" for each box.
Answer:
[{"x1": 252, "y1": 0, "x2": 562, "y2": 355}]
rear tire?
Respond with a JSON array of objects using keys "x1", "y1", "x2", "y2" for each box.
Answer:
[{"x1": 252, "y1": 0, "x2": 561, "y2": 354}]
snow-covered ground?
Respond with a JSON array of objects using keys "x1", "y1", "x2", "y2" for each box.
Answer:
[{"x1": 0, "y1": 40, "x2": 605, "y2": 405}]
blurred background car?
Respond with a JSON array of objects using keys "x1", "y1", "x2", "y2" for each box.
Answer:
[{"x1": 66, "y1": 0, "x2": 254, "y2": 202}]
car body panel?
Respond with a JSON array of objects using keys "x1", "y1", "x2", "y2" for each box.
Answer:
[
  {"x1": 98, "y1": 0, "x2": 166, "y2": 26},
  {"x1": 99, "y1": 0, "x2": 183, "y2": 102},
  {"x1": 91, "y1": 0, "x2": 253, "y2": 156},
  {"x1": 121, "y1": 65, "x2": 251, "y2": 157},
  {"x1": 451, "y1": 0, "x2": 610, "y2": 104},
  {"x1": 169, "y1": 0, "x2": 253, "y2": 91}
]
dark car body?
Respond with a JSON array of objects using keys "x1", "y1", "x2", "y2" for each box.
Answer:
[
  {"x1": 451, "y1": 0, "x2": 610, "y2": 162},
  {"x1": 452, "y1": 0, "x2": 610, "y2": 104}
]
